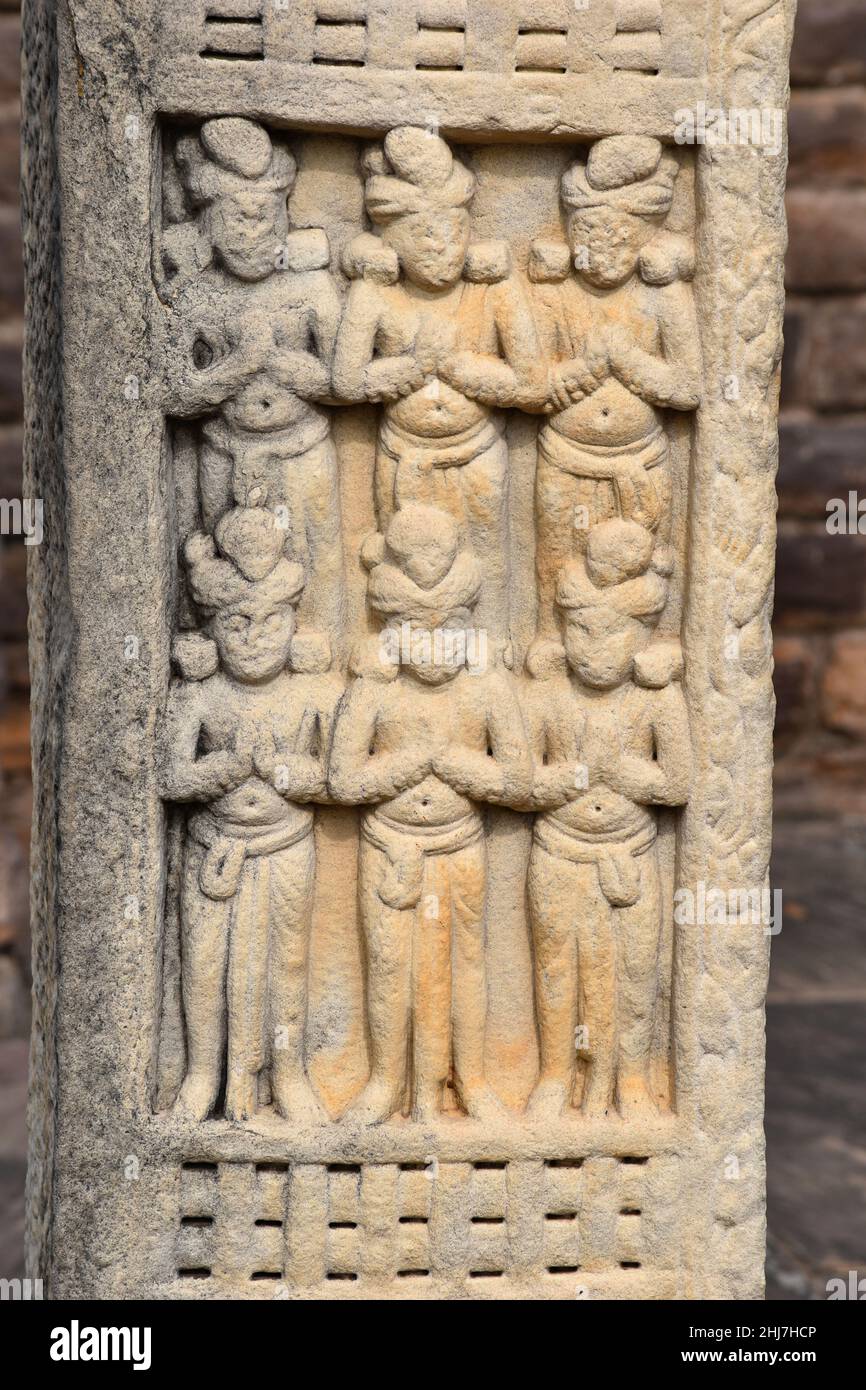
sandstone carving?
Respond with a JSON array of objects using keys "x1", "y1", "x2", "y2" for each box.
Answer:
[
  {"x1": 531, "y1": 135, "x2": 702, "y2": 640},
  {"x1": 162, "y1": 118, "x2": 346, "y2": 661},
  {"x1": 330, "y1": 505, "x2": 531, "y2": 1124},
  {"x1": 25, "y1": 0, "x2": 795, "y2": 1301},
  {"x1": 162, "y1": 503, "x2": 335, "y2": 1126},
  {"x1": 524, "y1": 520, "x2": 691, "y2": 1122},
  {"x1": 333, "y1": 127, "x2": 544, "y2": 651}
]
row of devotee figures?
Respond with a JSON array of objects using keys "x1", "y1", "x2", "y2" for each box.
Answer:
[{"x1": 159, "y1": 118, "x2": 699, "y2": 1128}]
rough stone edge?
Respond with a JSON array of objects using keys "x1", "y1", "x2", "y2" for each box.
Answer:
[
  {"x1": 21, "y1": 0, "x2": 70, "y2": 1286},
  {"x1": 21, "y1": 0, "x2": 799, "y2": 1298},
  {"x1": 681, "y1": 0, "x2": 798, "y2": 1299}
]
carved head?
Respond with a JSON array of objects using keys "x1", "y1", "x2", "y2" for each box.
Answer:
[
  {"x1": 562, "y1": 136, "x2": 678, "y2": 289},
  {"x1": 184, "y1": 505, "x2": 304, "y2": 684},
  {"x1": 176, "y1": 118, "x2": 296, "y2": 283},
  {"x1": 363, "y1": 127, "x2": 475, "y2": 291},
  {"x1": 366, "y1": 505, "x2": 483, "y2": 685},
  {"x1": 557, "y1": 519, "x2": 668, "y2": 689}
]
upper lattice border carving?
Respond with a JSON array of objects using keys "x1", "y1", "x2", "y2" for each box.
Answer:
[{"x1": 177, "y1": 0, "x2": 708, "y2": 79}]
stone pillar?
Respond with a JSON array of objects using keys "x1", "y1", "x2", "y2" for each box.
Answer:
[{"x1": 23, "y1": 0, "x2": 796, "y2": 1300}]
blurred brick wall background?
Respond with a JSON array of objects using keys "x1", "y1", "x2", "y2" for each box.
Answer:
[
  {"x1": 0, "y1": 0, "x2": 865, "y2": 1029},
  {"x1": 777, "y1": 0, "x2": 866, "y2": 815}
]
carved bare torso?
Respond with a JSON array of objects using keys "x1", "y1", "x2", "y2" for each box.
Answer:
[
  {"x1": 551, "y1": 279, "x2": 662, "y2": 445},
  {"x1": 372, "y1": 281, "x2": 489, "y2": 435},
  {"x1": 168, "y1": 268, "x2": 339, "y2": 435}
]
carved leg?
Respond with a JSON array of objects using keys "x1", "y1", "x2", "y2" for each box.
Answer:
[
  {"x1": 615, "y1": 849, "x2": 662, "y2": 1116},
  {"x1": 461, "y1": 436, "x2": 510, "y2": 652},
  {"x1": 411, "y1": 854, "x2": 452, "y2": 1122},
  {"x1": 374, "y1": 438, "x2": 400, "y2": 535},
  {"x1": 225, "y1": 856, "x2": 271, "y2": 1122},
  {"x1": 347, "y1": 840, "x2": 412, "y2": 1124},
  {"x1": 268, "y1": 836, "x2": 326, "y2": 1126},
  {"x1": 175, "y1": 841, "x2": 231, "y2": 1122},
  {"x1": 534, "y1": 455, "x2": 579, "y2": 644},
  {"x1": 577, "y1": 869, "x2": 618, "y2": 1118},
  {"x1": 526, "y1": 844, "x2": 579, "y2": 1119},
  {"x1": 198, "y1": 433, "x2": 234, "y2": 533},
  {"x1": 278, "y1": 436, "x2": 348, "y2": 664},
  {"x1": 450, "y1": 840, "x2": 503, "y2": 1121}
]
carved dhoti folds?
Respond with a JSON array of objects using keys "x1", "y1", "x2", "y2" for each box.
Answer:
[
  {"x1": 184, "y1": 810, "x2": 315, "y2": 1085},
  {"x1": 358, "y1": 810, "x2": 488, "y2": 1103},
  {"x1": 378, "y1": 416, "x2": 510, "y2": 643},
  {"x1": 533, "y1": 810, "x2": 657, "y2": 909},
  {"x1": 537, "y1": 423, "x2": 669, "y2": 539}
]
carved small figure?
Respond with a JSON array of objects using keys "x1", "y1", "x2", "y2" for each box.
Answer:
[
  {"x1": 333, "y1": 125, "x2": 544, "y2": 649},
  {"x1": 162, "y1": 502, "x2": 335, "y2": 1124},
  {"x1": 163, "y1": 117, "x2": 346, "y2": 655},
  {"x1": 532, "y1": 135, "x2": 702, "y2": 639},
  {"x1": 329, "y1": 504, "x2": 532, "y2": 1124},
  {"x1": 524, "y1": 519, "x2": 691, "y2": 1119}
]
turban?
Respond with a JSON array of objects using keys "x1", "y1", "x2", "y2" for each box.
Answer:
[
  {"x1": 557, "y1": 519, "x2": 668, "y2": 622},
  {"x1": 185, "y1": 505, "x2": 304, "y2": 618},
  {"x1": 562, "y1": 136, "x2": 678, "y2": 220},
  {"x1": 176, "y1": 117, "x2": 296, "y2": 209},
  {"x1": 364, "y1": 126, "x2": 476, "y2": 225},
  {"x1": 367, "y1": 505, "x2": 482, "y2": 625}
]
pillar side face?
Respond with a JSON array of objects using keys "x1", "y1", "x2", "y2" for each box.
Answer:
[{"x1": 23, "y1": 0, "x2": 795, "y2": 1300}]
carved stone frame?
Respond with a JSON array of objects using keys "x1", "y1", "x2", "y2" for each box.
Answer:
[{"x1": 24, "y1": 0, "x2": 796, "y2": 1299}]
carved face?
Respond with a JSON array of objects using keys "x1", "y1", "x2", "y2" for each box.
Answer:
[
  {"x1": 384, "y1": 210, "x2": 471, "y2": 291},
  {"x1": 568, "y1": 207, "x2": 655, "y2": 289},
  {"x1": 397, "y1": 611, "x2": 474, "y2": 685},
  {"x1": 212, "y1": 601, "x2": 296, "y2": 683},
  {"x1": 208, "y1": 188, "x2": 289, "y2": 282},
  {"x1": 564, "y1": 605, "x2": 650, "y2": 689}
]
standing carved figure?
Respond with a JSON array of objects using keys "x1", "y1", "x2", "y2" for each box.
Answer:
[
  {"x1": 329, "y1": 505, "x2": 532, "y2": 1124},
  {"x1": 333, "y1": 125, "x2": 544, "y2": 651},
  {"x1": 532, "y1": 135, "x2": 702, "y2": 641},
  {"x1": 524, "y1": 520, "x2": 691, "y2": 1119},
  {"x1": 162, "y1": 503, "x2": 335, "y2": 1125},
  {"x1": 162, "y1": 117, "x2": 346, "y2": 659}
]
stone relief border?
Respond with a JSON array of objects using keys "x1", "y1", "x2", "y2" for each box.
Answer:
[{"x1": 22, "y1": 0, "x2": 796, "y2": 1300}]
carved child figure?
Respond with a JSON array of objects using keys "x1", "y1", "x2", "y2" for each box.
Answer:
[
  {"x1": 333, "y1": 125, "x2": 544, "y2": 649},
  {"x1": 163, "y1": 117, "x2": 346, "y2": 655},
  {"x1": 329, "y1": 504, "x2": 532, "y2": 1124},
  {"x1": 532, "y1": 135, "x2": 702, "y2": 640},
  {"x1": 524, "y1": 519, "x2": 691, "y2": 1120},
  {"x1": 162, "y1": 503, "x2": 335, "y2": 1125}
]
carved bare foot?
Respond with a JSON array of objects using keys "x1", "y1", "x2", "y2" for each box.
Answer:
[
  {"x1": 273, "y1": 1078, "x2": 327, "y2": 1127},
  {"x1": 224, "y1": 1071, "x2": 258, "y2": 1123},
  {"x1": 617, "y1": 1072, "x2": 656, "y2": 1118},
  {"x1": 344, "y1": 1079, "x2": 400, "y2": 1126},
  {"x1": 526, "y1": 1077, "x2": 569, "y2": 1122},
  {"x1": 411, "y1": 1087, "x2": 444, "y2": 1124},
  {"x1": 173, "y1": 1072, "x2": 220, "y2": 1122},
  {"x1": 460, "y1": 1083, "x2": 508, "y2": 1124},
  {"x1": 581, "y1": 1084, "x2": 615, "y2": 1120}
]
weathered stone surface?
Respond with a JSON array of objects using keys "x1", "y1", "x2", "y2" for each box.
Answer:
[{"x1": 23, "y1": 0, "x2": 794, "y2": 1300}]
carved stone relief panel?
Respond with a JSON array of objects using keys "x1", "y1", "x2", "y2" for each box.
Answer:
[{"x1": 24, "y1": 0, "x2": 796, "y2": 1300}]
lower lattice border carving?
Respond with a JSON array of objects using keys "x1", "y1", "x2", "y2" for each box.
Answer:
[{"x1": 171, "y1": 1153, "x2": 680, "y2": 1298}]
